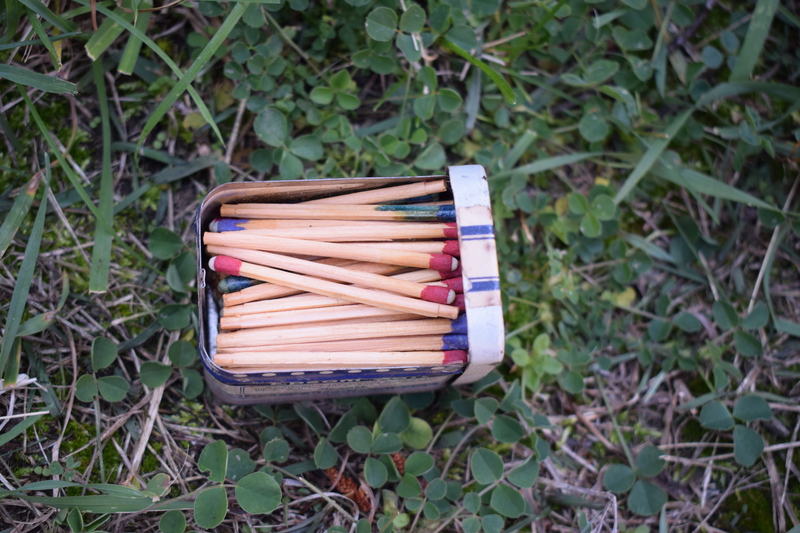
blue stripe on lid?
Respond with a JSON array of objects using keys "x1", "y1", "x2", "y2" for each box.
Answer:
[
  {"x1": 469, "y1": 280, "x2": 501, "y2": 292},
  {"x1": 460, "y1": 224, "x2": 494, "y2": 236}
]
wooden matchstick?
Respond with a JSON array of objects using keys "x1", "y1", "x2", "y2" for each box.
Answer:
[
  {"x1": 220, "y1": 303, "x2": 424, "y2": 330},
  {"x1": 213, "y1": 350, "x2": 468, "y2": 369},
  {"x1": 203, "y1": 232, "x2": 458, "y2": 271},
  {"x1": 302, "y1": 179, "x2": 448, "y2": 205},
  {"x1": 208, "y1": 221, "x2": 459, "y2": 241},
  {"x1": 354, "y1": 240, "x2": 460, "y2": 256},
  {"x1": 214, "y1": 334, "x2": 468, "y2": 352},
  {"x1": 209, "y1": 256, "x2": 459, "y2": 319},
  {"x1": 222, "y1": 293, "x2": 350, "y2": 317},
  {"x1": 211, "y1": 218, "x2": 426, "y2": 232},
  {"x1": 215, "y1": 315, "x2": 467, "y2": 349},
  {"x1": 221, "y1": 261, "x2": 409, "y2": 307},
  {"x1": 207, "y1": 245, "x2": 455, "y2": 304},
  {"x1": 219, "y1": 203, "x2": 456, "y2": 222}
]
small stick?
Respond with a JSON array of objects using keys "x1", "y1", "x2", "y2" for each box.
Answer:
[
  {"x1": 209, "y1": 256, "x2": 460, "y2": 319},
  {"x1": 302, "y1": 179, "x2": 448, "y2": 205},
  {"x1": 206, "y1": 245, "x2": 455, "y2": 304},
  {"x1": 356, "y1": 240, "x2": 460, "y2": 256},
  {"x1": 220, "y1": 303, "x2": 424, "y2": 330},
  {"x1": 210, "y1": 219, "x2": 409, "y2": 231},
  {"x1": 215, "y1": 315, "x2": 467, "y2": 349},
  {"x1": 203, "y1": 232, "x2": 458, "y2": 271},
  {"x1": 222, "y1": 262, "x2": 409, "y2": 307},
  {"x1": 222, "y1": 294, "x2": 350, "y2": 317},
  {"x1": 214, "y1": 334, "x2": 469, "y2": 352},
  {"x1": 213, "y1": 350, "x2": 468, "y2": 369},
  {"x1": 219, "y1": 203, "x2": 456, "y2": 222},
  {"x1": 209, "y1": 222, "x2": 458, "y2": 241}
]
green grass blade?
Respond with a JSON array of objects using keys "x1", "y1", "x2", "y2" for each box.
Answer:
[
  {"x1": 113, "y1": 154, "x2": 218, "y2": 214},
  {"x1": 3, "y1": 337, "x2": 21, "y2": 387},
  {"x1": 72, "y1": 0, "x2": 223, "y2": 147},
  {"x1": 118, "y1": 8, "x2": 151, "y2": 75},
  {"x1": 729, "y1": 0, "x2": 780, "y2": 81},
  {"x1": 23, "y1": 6, "x2": 61, "y2": 69},
  {"x1": 695, "y1": 81, "x2": 800, "y2": 108},
  {"x1": 613, "y1": 109, "x2": 692, "y2": 204},
  {"x1": 493, "y1": 152, "x2": 606, "y2": 180},
  {"x1": 85, "y1": 8, "x2": 134, "y2": 61},
  {"x1": 502, "y1": 130, "x2": 538, "y2": 171},
  {"x1": 1, "y1": 0, "x2": 22, "y2": 45},
  {"x1": 0, "y1": 156, "x2": 50, "y2": 381},
  {"x1": 17, "y1": 0, "x2": 77, "y2": 33},
  {"x1": 0, "y1": 173, "x2": 41, "y2": 260},
  {"x1": 18, "y1": 86, "x2": 161, "y2": 276},
  {"x1": 440, "y1": 37, "x2": 516, "y2": 105},
  {"x1": 0, "y1": 411, "x2": 46, "y2": 447},
  {"x1": 0, "y1": 111, "x2": 22, "y2": 152},
  {"x1": 0, "y1": 64, "x2": 77, "y2": 94},
  {"x1": 135, "y1": 1, "x2": 247, "y2": 151},
  {"x1": 11, "y1": 494, "x2": 154, "y2": 513},
  {"x1": 650, "y1": 163, "x2": 778, "y2": 211},
  {"x1": 89, "y1": 61, "x2": 114, "y2": 294},
  {"x1": 0, "y1": 31, "x2": 82, "y2": 51}
]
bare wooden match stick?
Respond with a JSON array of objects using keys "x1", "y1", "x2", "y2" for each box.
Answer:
[
  {"x1": 214, "y1": 334, "x2": 468, "y2": 352},
  {"x1": 207, "y1": 245, "x2": 454, "y2": 304},
  {"x1": 219, "y1": 203, "x2": 455, "y2": 222},
  {"x1": 220, "y1": 303, "x2": 424, "y2": 330},
  {"x1": 215, "y1": 315, "x2": 467, "y2": 349},
  {"x1": 203, "y1": 232, "x2": 458, "y2": 271},
  {"x1": 209, "y1": 256, "x2": 459, "y2": 319},
  {"x1": 210, "y1": 218, "x2": 407, "y2": 232},
  {"x1": 221, "y1": 260, "x2": 408, "y2": 307},
  {"x1": 353, "y1": 240, "x2": 460, "y2": 256},
  {"x1": 213, "y1": 350, "x2": 467, "y2": 369},
  {"x1": 302, "y1": 179, "x2": 448, "y2": 205},
  {"x1": 222, "y1": 294, "x2": 349, "y2": 317},
  {"x1": 209, "y1": 222, "x2": 458, "y2": 241}
]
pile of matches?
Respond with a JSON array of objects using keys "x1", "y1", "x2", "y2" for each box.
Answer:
[{"x1": 203, "y1": 179, "x2": 470, "y2": 372}]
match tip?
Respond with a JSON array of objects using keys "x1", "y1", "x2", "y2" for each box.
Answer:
[
  {"x1": 443, "y1": 276, "x2": 463, "y2": 293},
  {"x1": 451, "y1": 313, "x2": 468, "y2": 333},
  {"x1": 420, "y1": 285, "x2": 455, "y2": 305},
  {"x1": 443, "y1": 350, "x2": 468, "y2": 364},
  {"x1": 444, "y1": 223, "x2": 458, "y2": 239},
  {"x1": 209, "y1": 218, "x2": 220, "y2": 232},
  {"x1": 214, "y1": 218, "x2": 245, "y2": 232},
  {"x1": 428, "y1": 254, "x2": 457, "y2": 272},
  {"x1": 442, "y1": 240, "x2": 460, "y2": 257},
  {"x1": 208, "y1": 255, "x2": 243, "y2": 276},
  {"x1": 454, "y1": 294, "x2": 466, "y2": 310},
  {"x1": 440, "y1": 264, "x2": 462, "y2": 280}
]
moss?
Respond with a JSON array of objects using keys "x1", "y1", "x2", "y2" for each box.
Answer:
[
  {"x1": 713, "y1": 489, "x2": 775, "y2": 533},
  {"x1": 140, "y1": 440, "x2": 164, "y2": 474}
]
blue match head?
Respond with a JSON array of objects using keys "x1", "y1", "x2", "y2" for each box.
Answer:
[
  {"x1": 213, "y1": 218, "x2": 246, "y2": 232},
  {"x1": 450, "y1": 313, "x2": 468, "y2": 334},
  {"x1": 436, "y1": 204, "x2": 456, "y2": 222},
  {"x1": 441, "y1": 333, "x2": 468, "y2": 350},
  {"x1": 218, "y1": 275, "x2": 259, "y2": 293}
]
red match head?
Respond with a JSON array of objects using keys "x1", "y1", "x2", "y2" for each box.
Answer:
[
  {"x1": 420, "y1": 286, "x2": 455, "y2": 305},
  {"x1": 208, "y1": 255, "x2": 243, "y2": 276},
  {"x1": 429, "y1": 254, "x2": 458, "y2": 272},
  {"x1": 443, "y1": 350, "x2": 468, "y2": 364}
]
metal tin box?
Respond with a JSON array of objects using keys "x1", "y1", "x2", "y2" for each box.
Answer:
[{"x1": 195, "y1": 165, "x2": 503, "y2": 404}]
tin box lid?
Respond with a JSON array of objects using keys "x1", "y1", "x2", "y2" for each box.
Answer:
[{"x1": 448, "y1": 165, "x2": 504, "y2": 384}]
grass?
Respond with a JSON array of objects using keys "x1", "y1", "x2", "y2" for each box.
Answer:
[{"x1": 1, "y1": 0, "x2": 800, "y2": 531}]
